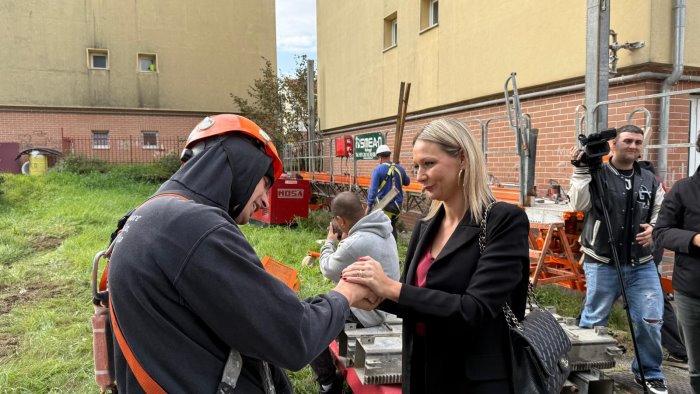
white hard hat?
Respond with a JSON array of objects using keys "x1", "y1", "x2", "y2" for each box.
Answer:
[{"x1": 376, "y1": 144, "x2": 391, "y2": 156}]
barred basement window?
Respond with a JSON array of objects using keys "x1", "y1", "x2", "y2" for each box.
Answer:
[
  {"x1": 142, "y1": 131, "x2": 159, "y2": 149},
  {"x1": 92, "y1": 130, "x2": 110, "y2": 149}
]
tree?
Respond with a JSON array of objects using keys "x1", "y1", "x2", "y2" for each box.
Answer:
[
  {"x1": 281, "y1": 55, "x2": 317, "y2": 145},
  {"x1": 230, "y1": 57, "x2": 285, "y2": 147},
  {"x1": 231, "y1": 55, "x2": 318, "y2": 165}
]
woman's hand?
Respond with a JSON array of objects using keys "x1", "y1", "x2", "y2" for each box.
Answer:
[{"x1": 341, "y1": 256, "x2": 402, "y2": 302}]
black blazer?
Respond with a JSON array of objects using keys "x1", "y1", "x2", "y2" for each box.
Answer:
[
  {"x1": 653, "y1": 165, "x2": 700, "y2": 298},
  {"x1": 383, "y1": 202, "x2": 530, "y2": 393}
]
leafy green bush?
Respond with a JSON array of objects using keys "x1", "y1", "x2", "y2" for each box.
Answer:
[
  {"x1": 55, "y1": 154, "x2": 182, "y2": 184},
  {"x1": 54, "y1": 154, "x2": 110, "y2": 174},
  {"x1": 0, "y1": 174, "x2": 4, "y2": 197},
  {"x1": 154, "y1": 153, "x2": 182, "y2": 176}
]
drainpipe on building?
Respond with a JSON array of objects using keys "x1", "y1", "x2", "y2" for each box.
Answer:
[{"x1": 659, "y1": 0, "x2": 686, "y2": 182}]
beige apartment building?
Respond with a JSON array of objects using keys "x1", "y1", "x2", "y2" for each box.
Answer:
[
  {"x1": 316, "y1": 0, "x2": 700, "y2": 193},
  {"x1": 0, "y1": 0, "x2": 275, "y2": 170}
]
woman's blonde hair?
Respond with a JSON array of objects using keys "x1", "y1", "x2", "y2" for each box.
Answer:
[{"x1": 413, "y1": 118, "x2": 494, "y2": 222}]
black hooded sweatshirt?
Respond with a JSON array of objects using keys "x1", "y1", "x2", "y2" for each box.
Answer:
[{"x1": 109, "y1": 136, "x2": 350, "y2": 393}]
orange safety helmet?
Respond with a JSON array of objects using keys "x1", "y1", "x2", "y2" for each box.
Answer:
[{"x1": 180, "y1": 114, "x2": 283, "y2": 181}]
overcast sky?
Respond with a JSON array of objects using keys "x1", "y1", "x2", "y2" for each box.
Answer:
[{"x1": 276, "y1": 0, "x2": 317, "y2": 76}]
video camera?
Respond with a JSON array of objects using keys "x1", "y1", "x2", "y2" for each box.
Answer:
[{"x1": 572, "y1": 128, "x2": 617, "y2": 168}]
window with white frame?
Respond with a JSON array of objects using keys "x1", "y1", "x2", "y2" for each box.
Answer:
[
  {"x1": 430, "y1": 0, "x2": 439, "y2": 26},
  {"x1": 92, "y1": 130, "x2": 110, "y2": 149},
  {"x1": 87, "y1": 49, "x2": 109, "y2": 69},
  {"x1": 138, "y1": 53, "x2": 157, "y2": 72},
  {"x1": 384, "y1": 13, "x2": 398, "y2": 50},
  {"x1": 142, "y1": 131, "x2": 159, "y2": 149},
  {"x1": 420, "y1": 0, "x2": 439, "y2": 31}
]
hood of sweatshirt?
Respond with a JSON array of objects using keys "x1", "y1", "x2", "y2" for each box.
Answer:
[
  {"x1": 348, "y1": 209, "x2": 393, "y2": 239},
  {"x1": 156, "y1": 135, "x2": 273, "y2": 219}
]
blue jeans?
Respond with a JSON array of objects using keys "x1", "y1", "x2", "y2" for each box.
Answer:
[
  {"x1": 675, "y1": 291, "x2": 700, "y2": 392},
  {"x1": 579, "y1": 260, "x2": 665, "y2": 380}
]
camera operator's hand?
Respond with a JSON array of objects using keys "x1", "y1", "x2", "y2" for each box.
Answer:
[
  {"x1": 636, "y1": 223, "x2": 654, "y2": 248},
  {"x1": 570, "y1": 146, "x2": 587, "y2": 167}
]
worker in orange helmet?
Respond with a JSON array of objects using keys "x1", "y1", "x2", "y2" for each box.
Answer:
[{"x1": 108, "y1": 114, "x2": 377, "y2": 393}]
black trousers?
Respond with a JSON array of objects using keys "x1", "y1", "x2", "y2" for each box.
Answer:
[
  {"x1": 309, "y1": 314, "x2": 362, "y2": 385},
  {"x1": 662, "y1": 292, "x2": 688, "y2": 359}
]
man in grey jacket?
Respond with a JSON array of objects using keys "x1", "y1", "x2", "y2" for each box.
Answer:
[{"x1": 310, "y1": 191, "x2": 401, "y2": 394}]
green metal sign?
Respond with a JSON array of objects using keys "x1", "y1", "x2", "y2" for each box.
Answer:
[{"x1": 354, "y1": 132, "x2": 386, "y2": 160}]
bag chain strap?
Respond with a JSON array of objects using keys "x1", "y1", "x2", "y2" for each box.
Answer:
[{"x1": 478, "y1": 200, "x2": 540, "y2": 332}]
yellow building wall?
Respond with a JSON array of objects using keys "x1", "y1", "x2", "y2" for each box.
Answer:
[
  {"x1": 317, "y1": 0, "x2": 699, "y2": 130},
  {"x1": 0, "y1": 0, "x2": 276, "y2": 112}
]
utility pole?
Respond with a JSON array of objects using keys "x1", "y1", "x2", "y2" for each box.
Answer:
[
  {"x1": 584, "y1": 0, "x2": 610, "y2": 135},
  {"x1": 306, "y1": 59, "x2": 316, "y2": 173}
]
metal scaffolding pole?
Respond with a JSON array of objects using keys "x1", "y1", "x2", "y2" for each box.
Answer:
[
  {"x1": 585, "y1": 0, "x2": 610, "y2": 135},
  {"x1": 307, "y1": 59, "x2": 316, "y2": 173}
]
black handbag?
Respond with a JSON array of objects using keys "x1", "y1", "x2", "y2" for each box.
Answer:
[{"x1": 480, "y1": 202, "x2": 572, "y2": 394}]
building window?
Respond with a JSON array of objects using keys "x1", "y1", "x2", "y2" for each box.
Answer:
[
  {"x1": 430, "y1": 0, "x2": 439, "y2": 26},
  {"x1": 142, "y1": 131, "x2": 159, "y2": 149},
  {"x1": 138, "y1": 53, "x2": 157, "y2": 72},
  {"x1": 92, "y1": 130, "x2": 110, "y2": 149},
  {"x1": 87, "y1": 49, "x2": 109, "y2": 69},
  {"x1": 420, "y1": 0, "x2": 439, "y2": 31},
  {"x1": 383, "y1": 13, "x2": 398, "y2": 50}
]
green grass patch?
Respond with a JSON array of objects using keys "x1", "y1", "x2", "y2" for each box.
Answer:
[
  {"x1": 0, "y1": 170, "x2": 356, "y2": 393},
  {"x1": 1, "y1": 169, "x2": 610, "y2": 393},
  {"x1": 534, "y1": 284, "x2": 630, "y2": 332}
]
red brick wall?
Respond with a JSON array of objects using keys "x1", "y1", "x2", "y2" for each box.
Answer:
[
  {"x1": 316, "y1": 78, "x2": 699, "y2": 278},
  {"x1": 0, "y1": 108, "x2": 204, "y2": 161},
  {"x1": 321, "y1": 79, "x2": 699, "y2": 193}
]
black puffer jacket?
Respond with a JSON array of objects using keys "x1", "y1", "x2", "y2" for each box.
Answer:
[
  {"x1": 654, "y1": 166, "x2": 700, "y2": 298},
  {"x1": 109, "y1": 136, "x2": 350, "y2": 393}
]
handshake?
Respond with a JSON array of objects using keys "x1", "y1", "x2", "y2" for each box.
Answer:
[{"x1": 332, "y1": 257, "x2": 396, "y2": 311}]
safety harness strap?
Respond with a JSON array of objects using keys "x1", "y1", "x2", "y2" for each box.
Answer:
[
  {"x1": 377, "y1": 163, "x2": 403, "y2": 196},
  {"x1": 105, "y1": 192, "x2": 189, "y2": 393},
  {"x1": 109, "y1": 296, "x2": 167, "y2": 394}
]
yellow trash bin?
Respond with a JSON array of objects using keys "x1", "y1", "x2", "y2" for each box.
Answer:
[{"x1": 29, "y1": 151, "x2": 48, "y2": 176}]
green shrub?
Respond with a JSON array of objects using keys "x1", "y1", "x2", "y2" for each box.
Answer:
[
  {"x1": 54, "y1": 154, "x2": 110, "y2": 174},
  {"x1": 0, "y1": 174, "x2": 4, "y2": 197},
  {"x1": 55, "y1": 154, "x2": 181, "y2": 184},
  {"x1": 121, "y1": 154, "x2": 181, "y2": 183},
  {"x1": 153, "y1": 153, "x2": 182, "y2": 176}
]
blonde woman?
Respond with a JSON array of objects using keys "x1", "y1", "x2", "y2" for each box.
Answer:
[{"x1": 343, "y1": 118, "x2": 530, "y2": 393}]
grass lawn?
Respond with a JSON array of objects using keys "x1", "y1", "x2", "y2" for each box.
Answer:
[
  {"x1": 0, "y1": 169, "x2": 630, "y2": 393},
  {"x1": 0, "y1": 170, "x2": 395, "y2": 393}
]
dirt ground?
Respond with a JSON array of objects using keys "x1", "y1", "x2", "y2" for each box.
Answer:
[
  {"x1": 604, "y1": 348, "x2": 691, "y2": 393},
  {"x1": 0, "y1": 283, "x2": 67, "y2": 359}
]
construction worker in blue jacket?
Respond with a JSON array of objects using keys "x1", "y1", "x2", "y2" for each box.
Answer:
[{"x1": 367, "y1": 144, "x2": 410, "y2": 241}]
